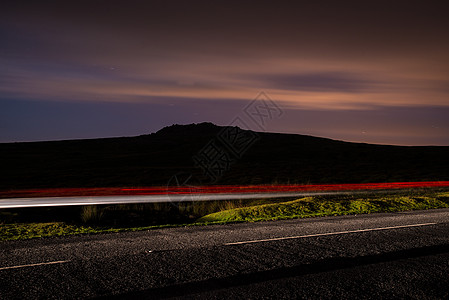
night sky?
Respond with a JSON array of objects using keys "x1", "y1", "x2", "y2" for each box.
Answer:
[{"x1": 1, "y1": 1, "x2": 448, "y2": 145}]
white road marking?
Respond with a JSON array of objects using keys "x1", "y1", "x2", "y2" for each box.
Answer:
[
  {"x1": 224, "y1": 222, "x2": 438, "y2": 245},
  {"x1": 0, "y1": 260, "x2": 70, "y2": 271}
]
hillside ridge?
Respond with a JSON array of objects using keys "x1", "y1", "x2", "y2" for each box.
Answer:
[{"x1": 0, "y1": 123, "x2": 448, "y2": 189}]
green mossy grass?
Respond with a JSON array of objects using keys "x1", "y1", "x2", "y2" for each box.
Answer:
[{"x1": 2, "y1": 191, "x2": 449, "y2": 241}]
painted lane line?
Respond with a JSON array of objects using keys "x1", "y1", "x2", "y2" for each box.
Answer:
[
  {"x1": 224, "y1": 222, "x2": 438, "y2": 246},
  {"x1": 0, "y1": 260, "x2": 70, "y2": 271}
]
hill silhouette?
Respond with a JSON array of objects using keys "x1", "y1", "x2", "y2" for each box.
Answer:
[{"x1": 1, "y1": 122, "x2": 448, "y2": 190}]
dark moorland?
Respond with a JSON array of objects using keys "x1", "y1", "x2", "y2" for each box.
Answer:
[{"x1": 1, "y1": 122, "x2": 448, "y2": 190}]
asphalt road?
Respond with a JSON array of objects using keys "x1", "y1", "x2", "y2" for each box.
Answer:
[{"x1": 1, "y1": 209, "x2": 448, "y2": 299}]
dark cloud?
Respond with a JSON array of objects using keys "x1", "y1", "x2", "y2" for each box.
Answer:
[{"x1": 2, "y1": 0, "x2": 449, "y2": 59}]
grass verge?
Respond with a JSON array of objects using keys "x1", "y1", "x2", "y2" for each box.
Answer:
[
  {"x1": 1, "y1": 191, "x2": 449, "y2": 241},
  {"x1": 197, "y1": 192, "x2": 449, "y2": 223},
  {"x1": 0, "y1": 222, "x2": 198, "y2": 241}
]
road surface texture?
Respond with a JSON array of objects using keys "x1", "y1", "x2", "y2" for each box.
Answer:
[{"x1": 1, "y1": 209, "x2": 448, "y2": 299}]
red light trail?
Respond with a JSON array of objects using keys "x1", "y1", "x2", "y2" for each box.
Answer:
[{"x1": 1, "y1": 181, "x2": 449, "y2": 199}]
